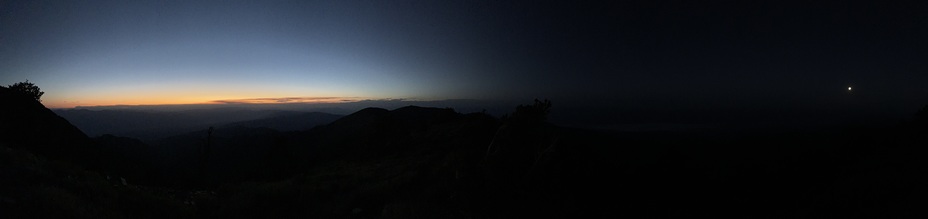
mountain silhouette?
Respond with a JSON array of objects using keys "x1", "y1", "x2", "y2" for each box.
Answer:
[
  {"x1": 288, "y1": 106, "x2": 487, "y2": 162},
  {"x1": 4, "y1": 90, "x2": 927, "y2": 218},
  {"x1": 0, "y1": 87, "x2": 199, "y2": 218},
  {"x1": 0, "y1": 87, "x2": 92, "y2": 160}
]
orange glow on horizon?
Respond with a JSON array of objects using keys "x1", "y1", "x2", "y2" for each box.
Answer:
[
  {"x1": 40, "y1": 83, "x2": 391, "y2": 108},
  {"x1": 44, "y1": 96, "x2": 367, "y2": 109}
]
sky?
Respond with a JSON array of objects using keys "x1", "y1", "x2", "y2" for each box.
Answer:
[{"x1": 2, "y1": 1, "x2": 927, "y2": 117}]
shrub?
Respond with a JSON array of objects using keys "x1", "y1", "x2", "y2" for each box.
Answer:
[{"x1": 7, "y1": 80, "x2": 45, "y2": 101}]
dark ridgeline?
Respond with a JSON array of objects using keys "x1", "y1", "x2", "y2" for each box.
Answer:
[
  {"x1": 3, "y1": 85, "x2": 928, "y2": 218},
  {"x1": 0, "y1": 86, "x2": 193, "y2": 218},
  {"x1": 0, "y1": 86, "x2": 91, "y2": 160}
]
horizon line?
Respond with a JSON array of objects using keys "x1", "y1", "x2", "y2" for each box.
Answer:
[{"x1": 49, "y1": 97, "x2": 490, "y2": 109}]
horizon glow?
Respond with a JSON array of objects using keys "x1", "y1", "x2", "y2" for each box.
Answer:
[
  {"x1": 3, "y1": 1, "x2": 927, "y2": 110},
  {"x1": 1, "y1": 1, "x2": 501, "y2": 108}
]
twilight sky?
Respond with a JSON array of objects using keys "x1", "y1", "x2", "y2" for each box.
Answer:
[{"x1": 2, "y1": 1, "x2": 927, "y2": 113}]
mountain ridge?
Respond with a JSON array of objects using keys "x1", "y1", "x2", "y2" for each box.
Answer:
[{"x1": 0, "y1": 87, "x2": 92, "y2": 160}]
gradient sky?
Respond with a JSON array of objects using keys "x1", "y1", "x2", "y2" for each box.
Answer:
[{"x1": 2, "y1": 1, "x2": 927, "y2": 112}]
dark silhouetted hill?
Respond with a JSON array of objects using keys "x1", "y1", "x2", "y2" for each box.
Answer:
[
  {"x1": 144, "y1": 126, "x2": 286, "y2": 188},
  {"x1": 289, "y1": 106, "x2": 474, "y2": 161},
  {"x1": 188, "y1": 104, "x2": 928, "y2": 218},
  {"x1": 6, "y1": 90, "x2": 927, "y2": 218},
  {"x1": 0, "y1": 87, "x2": 92, "y2": 160},
  {"x1": 1, "y1": 87, "x2": 162, "y2": 181},
  {"x1": 138, "y1": 106, "x2": 478, "y2": 188},
  {"x1": 0, "y1": 143, "x2": 195, "y2": 218},
  {"x1": 0, "y1": 87, "x2": 195, "y2": 218}
]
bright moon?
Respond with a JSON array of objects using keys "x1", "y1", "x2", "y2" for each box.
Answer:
[{"x1": 848, "y1": 86, "x2": 852, "y2": 91}]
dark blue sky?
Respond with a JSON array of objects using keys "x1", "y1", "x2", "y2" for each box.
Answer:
[{"x1": 2, "y1": 0, "x2": 927, "y2": 118}]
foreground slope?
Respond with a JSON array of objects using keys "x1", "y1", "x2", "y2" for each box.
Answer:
[
  {"x1": 4, "y1": 89, "x2": 927, "y2": 218},
  {"x1": 0, "y1": 87, "x2": 194, "y2": 218},
  {"x1": 197, "y1": 104, "x2": 928, "y2": 218},
  {"x1": 0, "y1": 87, "x2": 92, "y2": 160}
]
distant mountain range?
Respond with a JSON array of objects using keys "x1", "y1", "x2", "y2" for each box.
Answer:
[
  {"x1": 55, "y1": 95, "x2": 922, "y2": 139},
  {"x1": 53, "y1": 108, "x2": 343, "y2": 140},
  {"x1": 4, "y1": 86, "x2": 928, "y2": 218}
]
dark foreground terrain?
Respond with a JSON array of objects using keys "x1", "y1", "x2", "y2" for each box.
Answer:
[{"x1": 2, "y1": 87, "x2": 927, "y2": 218}]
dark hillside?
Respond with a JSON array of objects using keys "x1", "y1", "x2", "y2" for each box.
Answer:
[
  {"x1": 147, "y1": 126, "x2": 287, "y2": 188},
  {"x1": 0, "y1": 144, "x2": 195, "y2": 219},
  {"x1": 195, "y1": 104, "x2": 626, "y2": 217},
  {"x1": 194, "y1": 103, "x2": 928, "y2": 218},
  {"x1": 4, "y1": 89, "x2": 928, "y2": 217},
  {"x1": 0, "y1": 87, "x2": 92, "y2": 161},
  {"x1": 288, "y1": 106, "x2": 480, "y2": 162},
  {"x1": 1, "y1": 87, "x2": 165, "y2": 184},
  {"x1": 0, "y1": 87, "x2": 194, "y2": 218}
]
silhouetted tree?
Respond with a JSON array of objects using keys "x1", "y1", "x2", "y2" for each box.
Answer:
[
  {"x1": 485, "y1": 99, "x2": 556, "y2": 182},
  {"x1": 6, "y1": 80, "x2": 44, "y2": 102},
  {"x1": 509, "y1": 99, "x2": 552, "y2": 124},
  {"x1": 487, "y1": 99, "x2": 554, "y2": 160}
]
